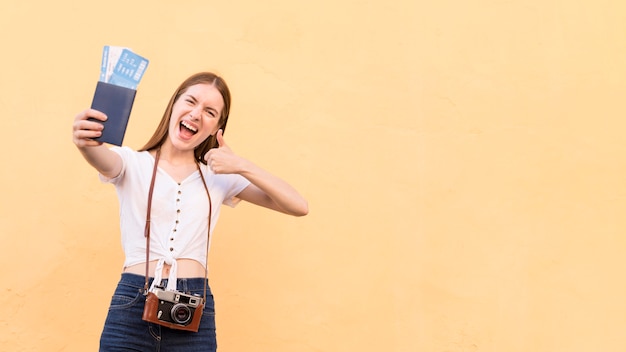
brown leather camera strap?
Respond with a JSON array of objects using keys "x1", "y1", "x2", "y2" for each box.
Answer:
[
  {"x1": 143, "y1": 148, "x2": 212, "y2": 302},
  {"x1": 143, "y1": 148, "x2": 160, "y2": 290}
]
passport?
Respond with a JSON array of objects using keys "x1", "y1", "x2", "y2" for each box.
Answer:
[
  {"x1": 90, "y1": 81, "x2": 137, "y2": 146},
  {"x1": 91, "y1": 46, "x2": 149, "y2": 145}
]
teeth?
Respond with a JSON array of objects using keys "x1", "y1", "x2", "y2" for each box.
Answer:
[{"x1": 181, "y1": 121, "x2": 198, "y2": 132}]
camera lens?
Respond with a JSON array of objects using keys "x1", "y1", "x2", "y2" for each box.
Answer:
[{"x1": 171, "y1": 303, "x2": 192, "y2": 325}]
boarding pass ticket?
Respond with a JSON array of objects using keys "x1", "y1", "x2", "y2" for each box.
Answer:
[{"x1": 99, "y1": 45, "x2": 149, "y2": 89}]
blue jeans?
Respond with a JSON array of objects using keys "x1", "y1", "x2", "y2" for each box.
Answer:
[{"x1": 99, "y1": 273, "x2": 217, "y2": 351}]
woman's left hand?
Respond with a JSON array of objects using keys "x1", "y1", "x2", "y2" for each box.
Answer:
[{"x1": 204, "y1": 129, "x2": 245, "y2": 174}]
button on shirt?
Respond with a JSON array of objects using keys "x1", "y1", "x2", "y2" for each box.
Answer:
[{"x1": 100, "y1": 147, "x2": 251, "y2": 274}]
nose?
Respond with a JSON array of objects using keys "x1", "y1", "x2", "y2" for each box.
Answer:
[{"x1": 189, "y1": 107, "x2": 202, "y2": 121}]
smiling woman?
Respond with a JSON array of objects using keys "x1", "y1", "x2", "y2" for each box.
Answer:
[
  {"x1": 71, "y1": 71, "x2": 308, "y2": 352},
  {"x1": 140, "y1": 72, "x2": 232, "y2": 165},
  {"x1": 166, "y1": 84, "x2": 223, "y2": 147}
]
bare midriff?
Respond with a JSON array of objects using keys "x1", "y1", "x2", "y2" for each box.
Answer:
[{"x1": 123, "y1": 259, "x2": 206, "y2": 278}]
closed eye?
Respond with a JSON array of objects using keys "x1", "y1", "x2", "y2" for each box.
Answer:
[
  {"x1": 183, "y1": 93, "x2": 198, "y2": 102},
  {"x1": 205, "y1": 108, "x2": 217, "y2": 118},
  {"x1": 182, "y1": 94, "x2": 218, "y2": 117}
]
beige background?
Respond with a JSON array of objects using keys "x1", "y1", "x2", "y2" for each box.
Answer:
[{"x1": 1, "y1": 0, "x2": 626, "y2": 351}]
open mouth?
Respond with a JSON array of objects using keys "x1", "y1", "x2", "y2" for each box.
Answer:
[{"x1": 180, "y1": 121, "x2": 198, "y2": 135}]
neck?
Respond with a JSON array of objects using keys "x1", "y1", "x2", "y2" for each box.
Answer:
[{"x1": 157, "y1": 144, "x2": 196, "y2": 166}]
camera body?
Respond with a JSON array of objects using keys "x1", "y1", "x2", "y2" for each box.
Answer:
[{"x1": 142, "y1": 286, "x2": 204, "y2": 332}]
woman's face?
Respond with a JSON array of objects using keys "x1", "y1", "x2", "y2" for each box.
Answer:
[{"x1": 167, "y1": 83, "x2": 224, "y2": 151}]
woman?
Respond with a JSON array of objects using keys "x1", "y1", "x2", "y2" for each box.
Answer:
[{"x1": 72, "y1": 72, "x2": 308, "y2": 351}]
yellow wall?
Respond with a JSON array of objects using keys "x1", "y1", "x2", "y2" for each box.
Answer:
[{"x1": 2, "y1": 0, "x2": 626, "y2": 351}]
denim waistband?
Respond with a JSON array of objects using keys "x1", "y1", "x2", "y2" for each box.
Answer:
[{"x1": 119, "y1": 273, "x2": 210, "y2": 294}]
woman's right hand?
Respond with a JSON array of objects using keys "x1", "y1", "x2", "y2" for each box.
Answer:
[
  {"x1": 72, "y1": 109, "x2": 107, "y2": 148},
  {"x1": 72, "y1": 109, "x2": 123, "y2": 178}
]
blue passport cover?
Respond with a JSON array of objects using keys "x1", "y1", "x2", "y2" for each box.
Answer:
[{"x1": 90, "y1": 81, "x2": 136, "y2": 146}]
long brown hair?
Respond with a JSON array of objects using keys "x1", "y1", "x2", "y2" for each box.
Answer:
[{"x1": 139, "y1": 72, "x2": 232, "y2": 164}]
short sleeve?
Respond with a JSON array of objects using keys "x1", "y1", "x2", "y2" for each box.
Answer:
[
  {"x1": 199, "y1": 160, "x2": 251, "y2": 208},
  {"x1": 223, "y1": 175, "x2": 250, "y2": 207}
]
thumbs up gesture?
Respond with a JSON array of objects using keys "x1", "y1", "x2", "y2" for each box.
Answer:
[
  {"x1": 204, "y1": 129, "x2": 242, "y2": 174},
  {"x1": 216, "y1": 128, "x2": 228, "y2": 149}
]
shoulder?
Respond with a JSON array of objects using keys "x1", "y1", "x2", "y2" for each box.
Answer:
[
  {"x1": 110, "y1": 146, "x2": 145, "y2": 157},
  {"x1": 199, "y1": 163, "x2": 247, "y2": 184},
  {"x1": 110, "y1": 146, "x2": 153, "y2": 164},
  {"x1": 106, "y1": 147, "x2": 153, "y2": 181},
  {"x1": 197, "y1": 163, "x2": 249, "y2": 192}
]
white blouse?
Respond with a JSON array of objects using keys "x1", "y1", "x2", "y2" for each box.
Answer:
[{"x1": 100, "y1": 146, "x2": 250, "y2": 290}]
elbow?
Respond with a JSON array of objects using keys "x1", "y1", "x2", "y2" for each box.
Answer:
[
  {"x1": 292, "y1": 200, "x2": 309, "y2": 217},
  {"x1": 296, "y1": 207, "x2": 309, "y2": 217}
]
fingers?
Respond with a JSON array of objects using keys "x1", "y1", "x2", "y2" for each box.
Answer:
[
  {"x1": 73, "y1": 109, "x2": 107, "y2": 147},
  {"x1": 204, "y1": 130, "x2": 236, "y2": 173},
  {"x1": 76, "y1": 108, "x2": 107, "y2": 122},
  {"x1": 204, "y1": 148, "x2": 218, "y2": 169},
  {"x1": 204, "y1": 149, "x2": 225, "y2": 174}
]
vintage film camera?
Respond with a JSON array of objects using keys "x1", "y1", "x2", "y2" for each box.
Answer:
[{"x1": 143, "y1": 286, "x2": 205, "y2": 332}]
